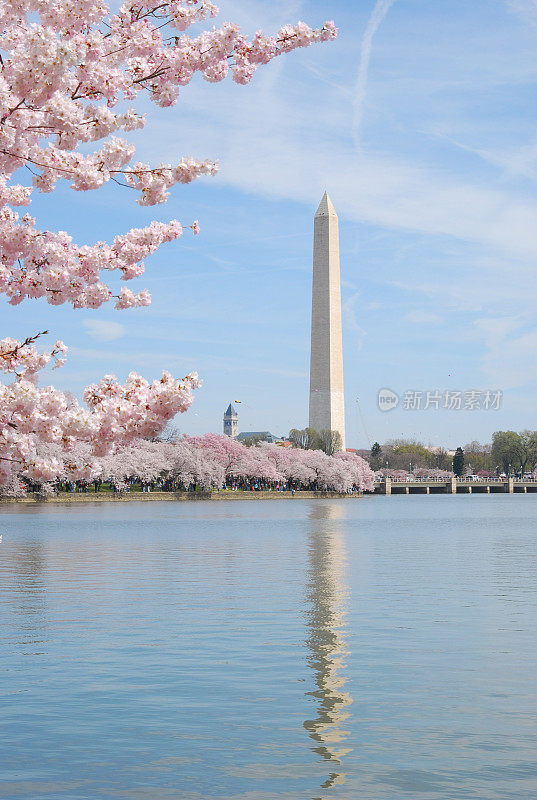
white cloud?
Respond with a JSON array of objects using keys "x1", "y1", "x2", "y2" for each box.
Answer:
[
  {"x1": 473, "y1": 315, "x2": 524, "y2": 348},
  {"x1": 138, "y1": 54, "x2": 537, "y2": 263},
  {"x1": 83, "y1": 320, "x2": 126, "y2": 343},
  {"x1": 87, "y1": 0, "x2": 537, "y2": 414}
]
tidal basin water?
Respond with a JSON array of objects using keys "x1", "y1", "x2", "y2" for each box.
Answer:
[{"x1": 1, "y1": 496, "x2": 537, "y2": 800}]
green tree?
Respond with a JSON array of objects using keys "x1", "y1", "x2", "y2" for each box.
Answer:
[
  {"x1": 289, "y1": 427, "x2": 321, "y2": 450},
  {"x1": 453, "y1": 447, "x2": 465, "y2": 477},
  {"x1": 242, "y1": 433, "x2": 269, "y2": 447},
  {"x1": 370, "y1": 441, "x2": 382, "y2": 470},
  {"x1": 490, "y1": 430, "x2": 537, "y2": 475},
  {"x1": 519, "y1": 430, "x2": 537, "y2": 474},
  {"x1": 387, "y1": 440, "x2": 434, "y2": 469},
  {"x1": 491, "y1": 431, "x2": 523, "y2": 474}
]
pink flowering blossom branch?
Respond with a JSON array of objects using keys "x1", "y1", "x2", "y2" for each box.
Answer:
[
  {"x1": 0, "y1": 0, "x2": 337, "y2": 309},
  {"x1": 0, "y1": 334, "x2": 201, "y2": 484},
  {"x1": 0, "y1": 0, "x2": 337, "y2": 486}
]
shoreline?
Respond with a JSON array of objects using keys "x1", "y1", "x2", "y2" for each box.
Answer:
[{"x1": 0, "y1": 490, "x2": 366, "y2": 505}]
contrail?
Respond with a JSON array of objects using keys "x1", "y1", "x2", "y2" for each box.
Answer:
[{"x1": 353, "y1": 0, "x2": 397, "y2": 148}]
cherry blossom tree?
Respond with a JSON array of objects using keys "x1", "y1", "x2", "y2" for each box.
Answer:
[
  {"x1": 241, "y1": 447, "x2": 281, "y2": 484},
  {"x1": 258, "y1": 441, "x2": 296, "y2": 482},
  {"x1": 26, "y1": 435, "x2": 375, "y2": 494},
  {"x1": 169, "y1": 436, "x2": 224, "y2": 488},
  {"x1": 334, "y1": 451, "x2": 375, "y2": 493},
  {"x1": 0, "y1": 0, "x2": 337, "y2": 492},
  {"x1": 186, "y1": 432, "x2": 250, "y2": 478},
  {"x1": 425, "y1": 468, "x2": 453, "y2": 478},
  {"x1": 413, "y1": 467, "x2": 453, "y2": 479},
  {"x1": 0, "y1": 333, "x2": 199, "y2": 488},
  {"x1": 99, "y1": 439, "x2": 175, "y2": 486}
]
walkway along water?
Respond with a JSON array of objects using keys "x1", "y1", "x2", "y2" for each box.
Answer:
[{"x1": 2, "y1": 478, "x2": 537, "y2": 503}]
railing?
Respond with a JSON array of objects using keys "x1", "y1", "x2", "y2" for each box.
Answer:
[
  {"x1": 374, "y1": 476, "x2": 537, "y2": 483},
  {"x1": 374, "y1": 476, "x2": 450, "y2": 483}
]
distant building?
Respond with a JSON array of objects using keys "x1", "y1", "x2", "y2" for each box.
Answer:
[
  {"x1": 223, "y1": 403, "x2": 238, "y2": 439},
  {"x1": 425, "y1": 446, "x2": 457, "y2": 457}
]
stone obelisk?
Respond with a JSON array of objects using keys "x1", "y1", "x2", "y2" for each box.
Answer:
[{"x1": 309, "y1": 192, "x2": 346, "y2": 450}]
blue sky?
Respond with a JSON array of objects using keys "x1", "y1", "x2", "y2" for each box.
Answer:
[{"x1": 6, "y1": 0, "x2": 537, "y2": 449}]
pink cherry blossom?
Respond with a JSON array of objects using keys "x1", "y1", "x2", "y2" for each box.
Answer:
[
  {"x1": 0, "y1": 1, "x2": 337, "y2": 489},
  {"x1": 2, "y1": 433, "x2": 374, "y2": 495},
  {"x1": 0, "y1": 0, "x2": 336, "y2": 310},
  {"x1": 0, "y1": 334, "x2": 201, "y2": 486}
]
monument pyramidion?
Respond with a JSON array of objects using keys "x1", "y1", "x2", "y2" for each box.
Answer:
[{"x1": 308, "y1": 192, "x2": 346, "y2": 450}]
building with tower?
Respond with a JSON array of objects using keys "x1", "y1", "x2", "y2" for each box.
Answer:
[
  {"x1": 308, "y1": 192, "x2": 346, "y2": 450},
  {"x1": 223, "y1": 403, "x2": 238, "y2": 438}
]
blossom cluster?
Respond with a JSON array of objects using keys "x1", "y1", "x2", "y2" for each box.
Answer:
[
  {"x1": 0, "y1": 210, "x2": 201, "y2": 309},
  {"x1": 0, "y1": 332, "x2": 67, "y2": 375},
  {"x1": 0, "y1": 0, "x2": 337, "y2": 309},
  {"x1": 0, "y1": 335, "x2": 200, "y2": 485},
  {"x1": 1, "y1": 433, "x2": 375, "y2": 494},
  {"x1": 0, "y1": 2, "x2": 337, "y2": 472}
]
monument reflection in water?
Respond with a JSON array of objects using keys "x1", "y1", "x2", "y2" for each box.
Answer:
[{"x1": 304, "y1": 502, "x2": 353, "y2": 797}]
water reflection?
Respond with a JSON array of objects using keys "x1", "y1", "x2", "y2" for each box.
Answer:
[
  {"x1": 2, "y1": 541, "x2": 50, "y2": 655},
  {"x1": 7, "y1": 541, "x2": 48, "y2": 616},
  {"x1": 304, "y1": 502, "x2": 353, "y2": 797}
]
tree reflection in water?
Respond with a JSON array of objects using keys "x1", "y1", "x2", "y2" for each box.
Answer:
[{"x1": 304, "y1": 502, "x2": 353, "y2": 798}]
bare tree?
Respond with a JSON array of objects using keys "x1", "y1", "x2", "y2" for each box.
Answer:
[
  {"x1": 157, "y1": 424, "x2": 181, "y2": 443},
  {"x1": 319, "y1": 429, "x2": 343, "y2": 455}
]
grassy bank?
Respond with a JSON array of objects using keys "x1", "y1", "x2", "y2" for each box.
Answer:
[{"x1": 0, "y1": 490, "x2": 365, "y2": 504}]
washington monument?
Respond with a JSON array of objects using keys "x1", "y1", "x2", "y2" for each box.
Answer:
[{"x1": 309, "y1": 192, "x2": 346, "y2": 450}]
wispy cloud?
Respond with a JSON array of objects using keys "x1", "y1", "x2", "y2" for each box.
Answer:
[
  {"x1": 13, "y1": 0, "x2": 537, "y2": 443},
  {"x1": 481, "y1": 329, "x2": 537, "y2": 389},
  {"x1": 473, "y1": 315, "x2": 524, "y2": 348},
  {"x1": 140, "y1": 40, "x2": 537, "y2": 263},
  {"x1": 430, "y1": 129, "x2": 537, "y2": 182},
  {"x1": 353, "y1": 0, "x2": 397, "y2": 147},
  {"x1": 466, "y1": 315, "x2": 537, "y2": 390},
  {"x1": 83, "y1": 320, "x2": 126, "y2": 343}
]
